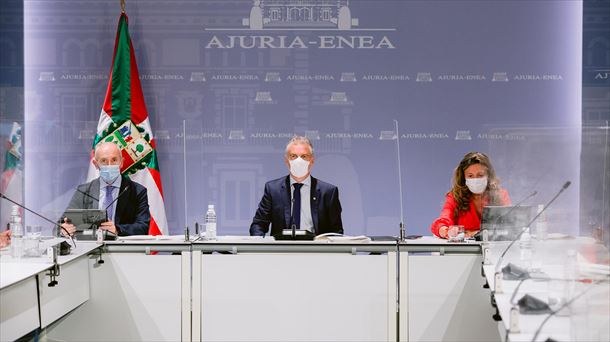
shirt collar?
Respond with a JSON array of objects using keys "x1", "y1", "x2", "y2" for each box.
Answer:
[
  {"x1": 102, "y1": 174, "x2": 122, "y2": 189},
  {"x1": 290, "y1": 175, "x2": 311, "y2": 188}
]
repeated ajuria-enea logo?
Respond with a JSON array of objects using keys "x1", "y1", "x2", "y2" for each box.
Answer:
[{"x1": 204, "y1": 0, "x2": 396, "y2": 49}]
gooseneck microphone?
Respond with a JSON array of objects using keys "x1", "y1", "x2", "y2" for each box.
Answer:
[
  {"x1": 95, "y1": 184, "x2": 129, "y2": 238},
  {"x1": 0, "y1": 192, "x2": 76, "y2": 247},
  {"x1": 480, "y1": 190, "x2": 538, "y2": 241},
  {"x1": 530, "y1": 277, "x2": 608, "y2": 342},
  {"x1": 75, "y1": 187, "x2": 99, "y2": 203},
  {"x1": 496, "y1": 190, "x2": 538, "y2": 225},
  {"x1": 493, "y1": 182, "x2": 571, "y2": 291},
  {"x1": 75, "y1": 183, "x2": 128, "y2": 215},
  {"x1": 104, "y1": 185, "x2": 129, "y2": 214}
]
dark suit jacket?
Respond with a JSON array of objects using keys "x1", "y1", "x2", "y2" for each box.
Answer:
[
  {"x1": 64, "y1": 176, "x2": 150, "y2": 236},
  {"x1": 250, "y1": 175, "x2": 343, "y2": 237}
]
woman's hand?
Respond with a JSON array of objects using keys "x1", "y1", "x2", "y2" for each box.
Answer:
[
  {"x1": 438, "y1": 226, "x2": 449, "y2": 239},
  {"x1": 0, "y1": 230, "x2": 11, "y2": 248},
  {"x1": 465, "y1": 230, "x2": 478, "y2": 238}
]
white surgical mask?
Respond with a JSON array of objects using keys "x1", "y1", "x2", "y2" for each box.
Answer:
[
  {"x1": 289, "y1": 157, "x2": 310, "y2": 178},
  {"x1": 465, "y1": 176, "x2": 488, "y2": 194},
  {"x1": 99, "y1": 165, "x2": 121, "y2": 184}
]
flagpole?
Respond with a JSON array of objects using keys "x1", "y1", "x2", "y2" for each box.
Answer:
[{"x1": 120, "y1": 0, "x2": 126, "y2": 13}]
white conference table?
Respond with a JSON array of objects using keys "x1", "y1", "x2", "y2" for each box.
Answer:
[
  {"x1": 41, "y1": 235, "x2": 500, "y2": 342},
  {"x1": 6, "y1": 236, "x2": 608, "y2": 342},
  {"x1": 481, "y1": 238, "x2": 610, "y2": 342},
  {"x1": 0, "y1": 240, "x2": 101, "y2": 341}
]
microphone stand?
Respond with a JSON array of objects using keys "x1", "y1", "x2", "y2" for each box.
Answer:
[
  {"x1": 482, "y1": 191, "x2": 538, "y2": 267},
  {"x1": 493, "y1": 181, "x2": 571, "y2": 293},
  {"x1": 0, "y1": 192, "x2": 74, "y2": 286},
  {"x1": 182, "y1": 119, "x2": 189, "y2": 242},
  {"x1": 394, "y1": 120, "x2": 406, "y2": 241},
  {"x1": 485, "y1": 191, "x2": 538, "y2": 242},
  {"x1": 0, "y1": 191, "x2": 76, "y2": 247},
  {"x1": 530, "y1": 277, "x2": 608, "y2": 342}
]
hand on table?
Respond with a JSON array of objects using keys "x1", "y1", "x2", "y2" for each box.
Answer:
[
  {"x1": 465, "y1": 230, "x2": 478, "y2": 238},
  {"x1": 439, "y1": 226, "x2": 449, "y2": 239},
  {"x1": 99, "y1": 221, "x2": 118, "y2": 235},
  {"x1": 0, "y1": 230, "x2": 11, "y2": 248},
  {"x1": 61, "y1": 218, "x2": 76, "y2": 237}
]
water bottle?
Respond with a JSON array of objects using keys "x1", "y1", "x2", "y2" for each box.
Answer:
[
  {"x1": 10, "y1": 205, "x2": 25, "y2": 259},
  {"x1": 519, "y1": 227, "x2": 532, "y2": 269},
  {"x1": 205, "y1": 204, "x2": 217, "y2": 240},
  {"x1": 535, "y1": 204, "x2": 548, "y2": 241},
  {"x1": 564, "y1": 249, "x2": 578, "y2": 300}
]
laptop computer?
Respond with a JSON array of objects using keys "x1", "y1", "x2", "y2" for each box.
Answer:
[
  {"x1": 62, "y1": 209, "x2": 107, "y2": 240},
  {"x1": 480, "y1": 205, "x2": 535, "y2": 241}
]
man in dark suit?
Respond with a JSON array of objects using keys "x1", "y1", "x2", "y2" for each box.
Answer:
[
  {"x1": 61, "y1": 142, "x2": 150, "y2": 236},
  {"x1": 250, "y1": 136, "x2": 343, "y2": 237}
]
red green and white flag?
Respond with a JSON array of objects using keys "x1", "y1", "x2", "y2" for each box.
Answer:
[
  {"x1": 88, "y1": 13, "x2": 168, "y2": 235},
  {"x1": 1, "y1": 122, "x2": 23, "y2": 230}
]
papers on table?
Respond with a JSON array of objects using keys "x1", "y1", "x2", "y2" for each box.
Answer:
[
  {"x1": 118, "y1": 235, "x2": 186, "y2": 241},
  {"x1": 314, "y1": 233, "x2": 371, "y2": 243}
]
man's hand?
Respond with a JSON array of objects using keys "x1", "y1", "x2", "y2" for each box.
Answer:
[
  {"x1": 0, "y1": 230, "x2": 11, "y2": 248},
  {"x1": 61, "y1": 218, "x2": 76, "y2": 237},
  {"x1": 99, "y1": 221, "x2": 118, "y2": 235}
]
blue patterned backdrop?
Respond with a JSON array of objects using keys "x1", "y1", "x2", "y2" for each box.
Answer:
[{"x1": 19, "y1": 0, "x2": 583, "y2": 236}]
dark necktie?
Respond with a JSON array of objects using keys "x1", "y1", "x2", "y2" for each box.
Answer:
[
  {"x1": 291, "y1": 183, "x2": 304, "y2": 229},
  {"x1": 104, "y1": 185, "x2": 115, "y2": 221}
]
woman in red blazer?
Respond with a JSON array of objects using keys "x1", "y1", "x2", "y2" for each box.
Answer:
[{"x1": 431, "y1": 152, "x2": 511, "y2": 238}]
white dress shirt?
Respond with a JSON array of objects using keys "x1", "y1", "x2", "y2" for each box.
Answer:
[{"x1": 289, "y1": 175, "x2": 314, "y2": 232}]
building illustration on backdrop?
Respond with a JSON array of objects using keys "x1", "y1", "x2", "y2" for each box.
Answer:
[{"x1": 244, "y1": 0, "x2": 358, "y2": 30}]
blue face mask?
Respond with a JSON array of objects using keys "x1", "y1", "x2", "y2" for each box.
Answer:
[{"x1": 99, "y1": 165, "x2": 121, "y2": 184}]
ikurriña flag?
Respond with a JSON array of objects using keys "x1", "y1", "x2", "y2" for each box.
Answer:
[
  {"x1": 88, "y1": 13, "x2": 168, "y2": 235},
  {"x1": 1, "y1": 122, "x2": 23, "y2": 230}
]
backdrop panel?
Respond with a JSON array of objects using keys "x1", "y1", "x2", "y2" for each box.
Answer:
[{"x1": 24, "y1": 0, "x2": 582, "y2": 236}]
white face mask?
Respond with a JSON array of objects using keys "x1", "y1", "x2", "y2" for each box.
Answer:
[
  {"x1": 99, "y1": 164, "x2": 121, "y2": 184},
  {"x1": 289, "y1": 157, "x2": 310, "y2": 178},
  {"x1": 465, "y1": 176, "x2": 488, "y2": 194}
]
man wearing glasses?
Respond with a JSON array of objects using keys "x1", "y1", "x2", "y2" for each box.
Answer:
[{"x1": 250, "y1": 136, "x2": 343, "y2": 237}]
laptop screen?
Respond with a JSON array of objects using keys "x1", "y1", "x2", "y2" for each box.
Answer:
[
  {"x1": 481, "y1": 206, "x2": 535, "y2": 241},
  {"x1": 62, "y1": 209, "x2": 107, "y2": 233}
]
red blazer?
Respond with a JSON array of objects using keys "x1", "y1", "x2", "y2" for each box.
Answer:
[{"x1": 430, "y1": 190, "x2": 511, "y2": 237}]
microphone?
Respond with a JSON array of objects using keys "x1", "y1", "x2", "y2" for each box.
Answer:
[
  {"x1": 493, "y1": 181, "x2": 571, "y2": 291},
  {"x1": 104, "y1": 185, "x2": 129, "y2": 215},
  {"x1": 0, "y1": 192, "x2": 76, "y2": 248},
  {"x1": 96, "y1": 185, "x2": 129, "y2": 239},
  {"x1": 479, "y1": 190, "x2": 538, "y2": 241},
  {"x1": 530, "y1": 278, "x2": 607, "y2": 342},
  {"x1": 496, "y1": 190, "x2": 538, "y2": 225},
  {"x1": 76, "y1": 187, "x2": 99, "y2": 203}
]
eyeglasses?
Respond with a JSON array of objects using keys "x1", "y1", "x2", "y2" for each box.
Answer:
[{"x1": 286, "y1": 153, "x2": 313, "y2": 161}]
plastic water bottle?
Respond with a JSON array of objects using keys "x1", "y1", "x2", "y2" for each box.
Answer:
[
  {"x1": 564, "y1": 249, "x2": 578, "y2": 300},
  {"x1": 519, "y1": 227, "x2": 532, "y2": 269},
  {"x1": 10, "y1": 205, "x2": 25, "y2": 259},
  {"x1": 205, "y1": 204, "x2": 217, "y2": 240},
  {"x1": 535, "y1": 204, "x2": 548, "y2": 241}
]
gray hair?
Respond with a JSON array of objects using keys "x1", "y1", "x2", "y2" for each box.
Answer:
[
  {"x1": 285, "y1": 136, "x2": 314, "y2": 156},
  {"x1": 94, "y1": 141, "x2": 122, "y2": 161}
]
